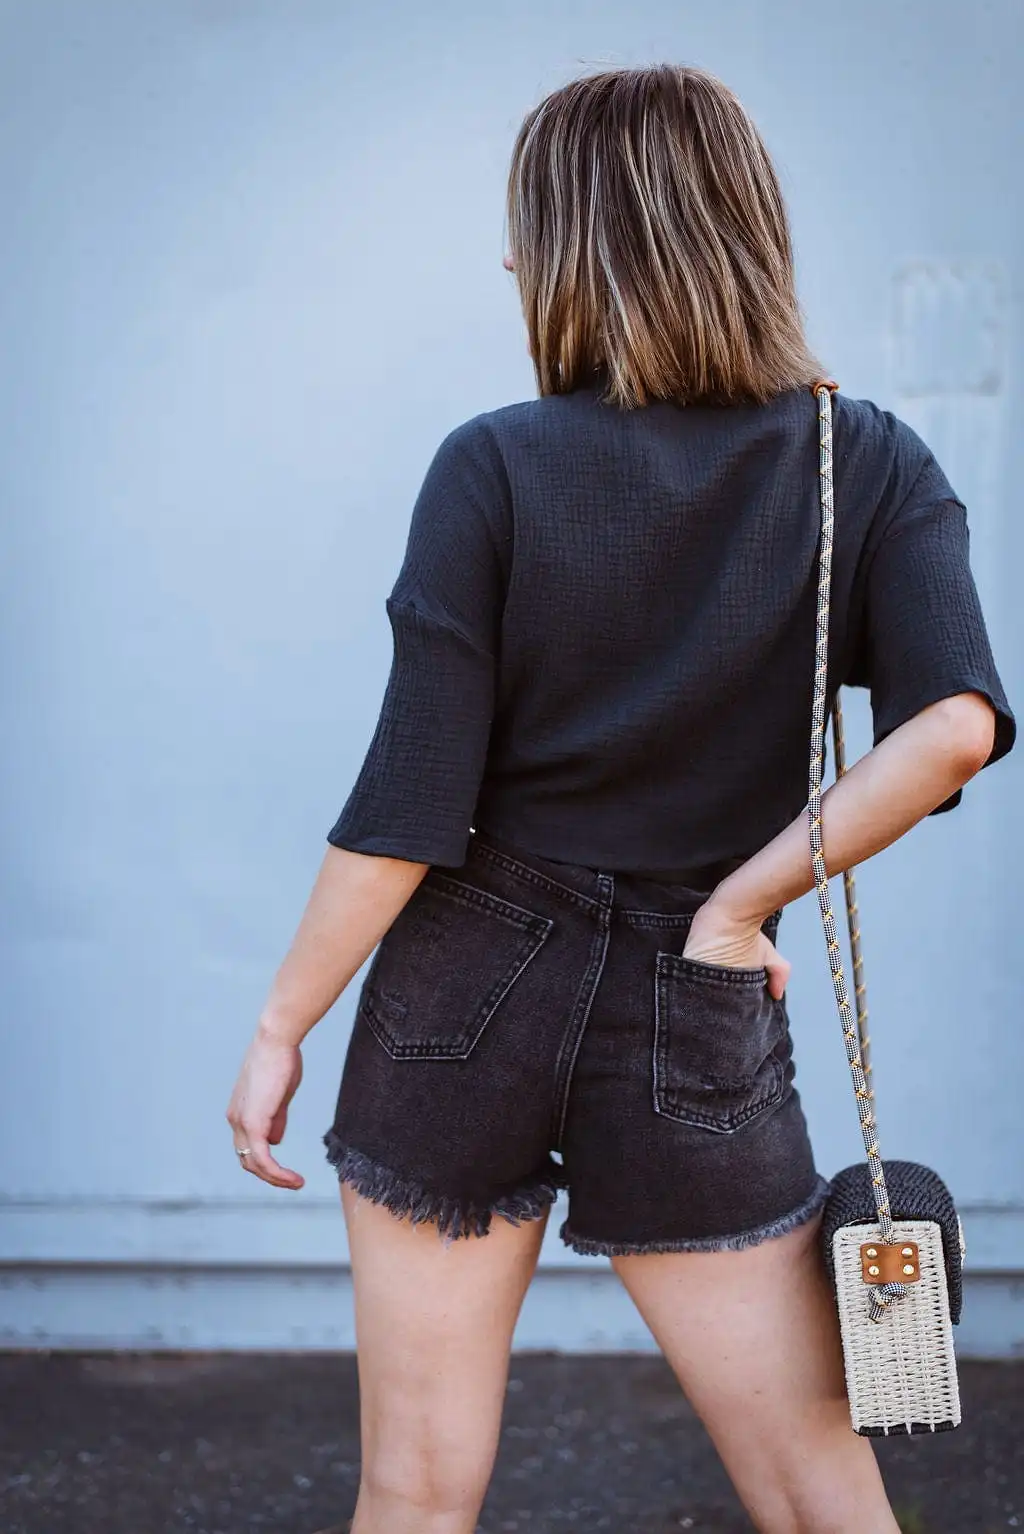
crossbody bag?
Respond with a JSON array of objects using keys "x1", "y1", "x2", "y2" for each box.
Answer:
[{"x1": 809, "y1": 381, "x2": 964, "y2": 1436}]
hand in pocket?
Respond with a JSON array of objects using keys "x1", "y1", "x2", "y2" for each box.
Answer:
[{"x1": 683, "y1": 903, "x2": 791, "y2": 999}]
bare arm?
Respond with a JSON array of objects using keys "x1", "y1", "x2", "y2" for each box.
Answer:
[
  {"x1": 226, "y1": 848, "x2": 427, "y2": 1188},
  {"x1": 684, "y1": 692, "x2": 997, "y2": 989},
  {"x1": 260, "y1": 848, "x2": 428, "y2": 1047}
]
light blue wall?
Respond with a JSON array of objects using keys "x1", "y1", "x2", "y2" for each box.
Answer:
[{"x1": 1, "y1": 0, "x2": 1021, "y2": 1350}]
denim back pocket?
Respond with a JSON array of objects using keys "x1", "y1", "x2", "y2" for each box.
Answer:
[
  {"x1": 653, "y1": 953, "x2": 788, "y2": 1133},
  {"x1": 362, "y1": 872, "x2": 553, "y2": 1061}
]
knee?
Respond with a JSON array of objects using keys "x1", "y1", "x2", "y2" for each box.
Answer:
[
  {"x1": 749, "y1": 1487, "x2": 883, "y2": 1534},
  {"x1": 750, "y1": 1506, "x2": 835, "y2": 1534},
  {"x1": 746, "y1": 1498, "x2": 800, "y2": 1534},
  {"x1": 360, "y1": 1417, "x2": 490, "y2": 1529},
  {"x1": 361, "y1": 1460, "x2": 478, "y2": 1521}
]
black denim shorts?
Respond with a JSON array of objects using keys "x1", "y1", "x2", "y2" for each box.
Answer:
[{"x1": 325, "y1": 835, "x2": 828, "y2": 1254}]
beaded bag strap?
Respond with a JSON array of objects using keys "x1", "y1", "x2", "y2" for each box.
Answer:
[{"x1": 809, "y1": 382, "x2": 905, "y2": 1318}]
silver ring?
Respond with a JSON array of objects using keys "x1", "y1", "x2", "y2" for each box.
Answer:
[{"x1": 236, "y1": 1147, "x2": 252, "y2": 1159}]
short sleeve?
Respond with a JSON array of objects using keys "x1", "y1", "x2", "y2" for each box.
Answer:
[
  {"x1": 327, "y1": 421, "x2": 511, "y2": 865},
  {"x1": 849, "y1": 492, "x2": 1015, "y2": 812}
]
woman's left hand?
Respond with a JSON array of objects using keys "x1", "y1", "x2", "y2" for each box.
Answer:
[
  {"x1": 683, "y1": 898, "x2": 791, "y2": 1000},
  {"x1": 225, "y1": 1028, "x2": 306, "y2": 1189}
]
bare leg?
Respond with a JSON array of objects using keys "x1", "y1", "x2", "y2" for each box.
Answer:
[
  {"x1": 342, "y1": 1185, "x2": 546, "y2": 1534},
  {"x1": 614, "y1": 1213, "x2": 900, "y2": 1534}
]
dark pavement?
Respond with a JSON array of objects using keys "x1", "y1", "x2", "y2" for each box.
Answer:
[{"x1": 0, "y1": 1353, "x2": 1021, "y2": 1533}]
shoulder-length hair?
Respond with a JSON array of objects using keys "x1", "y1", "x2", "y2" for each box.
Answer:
[{"x1": 506, "y1": 66, "x2": 821, "y2": 408}]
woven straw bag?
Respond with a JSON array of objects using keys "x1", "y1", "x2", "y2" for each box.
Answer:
[{"x1": 809, "y1": 383, "x2": 964, "y2": 1436}]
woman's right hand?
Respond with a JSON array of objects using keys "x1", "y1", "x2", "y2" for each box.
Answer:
[{"x1": 225, "y1": 1027, "x2": 306, "y2": 1190}]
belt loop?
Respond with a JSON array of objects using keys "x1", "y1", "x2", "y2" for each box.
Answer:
[{"x1": 596, "y1": 872, "x2": 614, "y2": 920}]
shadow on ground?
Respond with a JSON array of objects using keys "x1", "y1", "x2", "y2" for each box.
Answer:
[{"x1": 0, "y1": 1353, "x2": 1021, "y2": 1533}]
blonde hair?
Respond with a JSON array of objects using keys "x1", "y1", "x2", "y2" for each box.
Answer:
[{"x1": 506, "y1": 66, "x2": 821, "y2": 408}]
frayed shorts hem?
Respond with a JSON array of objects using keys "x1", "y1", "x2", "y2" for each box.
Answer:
[
  {"x1": 324, "y1": 1133, "x2": 562, "y2": 1241},
  {"x1": 560, "y1": 1174, "x2": 831, "y2": 1257},
  {"x1": 326, "y1": 1132, "x2": 830, "y2": 1258}
]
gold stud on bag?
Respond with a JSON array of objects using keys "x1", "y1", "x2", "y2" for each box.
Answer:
[{"x1": 809, "y1": 383, "x2": 963, "y2": 1436}]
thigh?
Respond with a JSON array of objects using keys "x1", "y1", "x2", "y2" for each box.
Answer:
[
  {"x1": 614, "y1": 1215, "x2": 898, "y2": 1534},
  {"x1": 344, "y1": 1184, "x2": 545, "y2": 1524}
]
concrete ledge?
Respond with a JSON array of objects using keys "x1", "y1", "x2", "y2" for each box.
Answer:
[
  {"x1": 2, "y1": 1195, "x2": 1022, "y2": 1269},
  {"x1": 2, "y1": 1264, "x2": 1022, "y2": 1358}
]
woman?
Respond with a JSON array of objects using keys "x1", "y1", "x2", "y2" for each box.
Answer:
[{"x1": 227, "y1": 66, "x2": 1013, "y2": 1534}]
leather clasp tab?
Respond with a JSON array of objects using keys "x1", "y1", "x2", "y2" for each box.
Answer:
[
  {"x1": 860, "y1": 1241, "x2": 920, "y2": 1285},
  {"x1": 810, "y1": 378, "x2": 839, "y2": 396}
]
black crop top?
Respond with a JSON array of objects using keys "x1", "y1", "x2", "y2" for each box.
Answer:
[{"x1": 328, "y1": 384, "x2": 1014, "y2": 874}]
